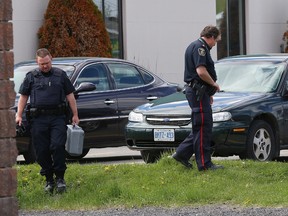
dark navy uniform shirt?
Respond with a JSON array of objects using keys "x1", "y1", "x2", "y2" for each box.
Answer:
[
  {"x1": 19, "y1": 67, "x2": 75, "y2": 108},
  {"x1": 183, "y1": 38, "x2": 217, "y2": 85}
]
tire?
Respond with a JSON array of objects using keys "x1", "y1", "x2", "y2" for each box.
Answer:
[
  {"x1": 22, "y1": 140, "x2": 36, "y2": 164},
  {"x1": 66, "y1": 148, "x2": 90, "y2": 160},
  {"x1": 140, "y1": 150, "x2": 163, "y2": 163},
  {"x1": 245, "y1": 120, "x2": 276, "y2": 161}
]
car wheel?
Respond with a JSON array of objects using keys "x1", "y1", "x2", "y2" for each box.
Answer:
[
  {"x1": 22, "y1": 140, "x2": 36, "y2": 164},
  {"x1": 140, "y1": 150, "x2": 163, "y2": 163},
  {"x1": 246, "y1": 120, "x2": 276, "y2": 161},
  {"x1": 66, "y1": 148, "x2": 90, "y2": 160}
]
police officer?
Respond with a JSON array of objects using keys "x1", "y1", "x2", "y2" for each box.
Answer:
[
  {"x1": 172, "y1": 25, "x2": 224, "y2": 171},
  {"x1": 16, "y1": 48, "x2": 80, "y2": 193}
]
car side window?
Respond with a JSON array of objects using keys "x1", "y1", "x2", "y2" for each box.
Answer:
[
  {"x1": 76, "y1": 64, "x2": 109, "y2": 91},
  {"x1": 107, "y1": 63, "x2": 144, "y2": 89},
  {"x1": 139, "y1": 68, "x2": 154, "y2": 84}
]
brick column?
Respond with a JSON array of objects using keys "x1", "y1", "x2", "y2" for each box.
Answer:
[{"x1": 0, "y1": 0, "x2": 18, "y2": 216}]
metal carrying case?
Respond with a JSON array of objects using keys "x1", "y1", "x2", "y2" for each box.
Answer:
[{"x1": 65, "y1": 124, "x2": 84, "y2": 156}]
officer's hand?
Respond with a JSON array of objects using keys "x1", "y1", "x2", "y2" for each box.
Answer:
[
  {"x1": 72, "y1": 115, "x2": 80, "y2": 125},
  {"x1": 212, "y1": 82, "x2": 220, "y2": 92},
  {"x1": 16, "y1": 115, "x2": 22, "y2": 126}
]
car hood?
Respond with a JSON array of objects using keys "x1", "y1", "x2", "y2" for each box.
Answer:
[{"x1": 133, "y1": 91, "x2": 266, "y2": 115}]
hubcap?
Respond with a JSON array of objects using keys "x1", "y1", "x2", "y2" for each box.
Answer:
[{"x1": 253, "y1": 128, "x2": 271, "y2": 161}]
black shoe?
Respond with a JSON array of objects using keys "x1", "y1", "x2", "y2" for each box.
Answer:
[
  {"x1": 56, "y1": 178, "x2": 66, "y2": 193},
  {"x1": 172, "y1": 152, "x2": 192, "y2": 169},
  {"x1": 45, "y1": 181, "x2": 55, "y2": 194},
  {"x1": 207, "y1": 164, "x2": 224, "y2": 171}
]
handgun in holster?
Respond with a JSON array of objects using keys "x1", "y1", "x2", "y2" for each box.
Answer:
[
  {"x1": 29, "y1": 107, "x2": 39, "y2": 118},
  {"x1": 25, "y1": 104, "x2": 31, "y2": 122},
  {"x1": 191, "y1": 80, "x2": 206, "y2": 101}
]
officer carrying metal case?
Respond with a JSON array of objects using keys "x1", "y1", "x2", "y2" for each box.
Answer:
[{"x1": 65, "y1": 124, "x2": 84, "y2": 156}]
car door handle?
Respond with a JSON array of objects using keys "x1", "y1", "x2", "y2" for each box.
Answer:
[
  {"x1": 104, "y1": 99, "x2": 115, "y2": 105},
  {"x1": 146, "y1": 96, "x2": 158, "y2": 101}
]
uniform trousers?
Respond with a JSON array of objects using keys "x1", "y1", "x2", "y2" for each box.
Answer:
[
  {"x1": 176, "y1": 86, "x2": 214, "y2": 170},
  {"x1": 31, "y1": 114, "x2": 67, "y2": 181}
]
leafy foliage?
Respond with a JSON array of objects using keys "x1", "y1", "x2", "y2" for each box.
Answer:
[{"x1": 38, "y1": 0, "x2": 112, "y2": 57}]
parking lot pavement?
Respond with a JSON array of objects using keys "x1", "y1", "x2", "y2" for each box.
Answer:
[
  {"x1": 16, "y1": 148, "x2": 288, "y2": 163},
  {"x1": 84, "y1": 147, "x2": 140, "y2": 159}
]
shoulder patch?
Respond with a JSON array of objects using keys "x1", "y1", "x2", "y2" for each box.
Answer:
[{"x1": 198, "y1": 48, "x2": 206, "y2": 56}]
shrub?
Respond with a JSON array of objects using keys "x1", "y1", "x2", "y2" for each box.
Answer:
[{"x1": 38, "y1": 0, "x2": 112, "y2": 57}]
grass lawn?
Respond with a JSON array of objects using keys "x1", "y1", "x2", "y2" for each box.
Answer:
[{"x1": 17, "y1": 155, "x2": 288, "y2": 210}]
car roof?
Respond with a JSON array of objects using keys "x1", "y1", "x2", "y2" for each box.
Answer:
[
  {"x1": 218, "y1": 54, "x2": 288, "y2": 63},
  {"x1": 14, "y1": 57, "x2": 135, "y2": 67}
]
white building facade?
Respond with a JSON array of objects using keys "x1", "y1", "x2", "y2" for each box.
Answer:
[{"x1": 12, "y1": 0, "x2": 288, "y2": 85}]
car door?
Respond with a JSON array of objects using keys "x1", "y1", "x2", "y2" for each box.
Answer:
[
  {"x1": 106, "y1": 63, "x2": 160, "y2": 137},
  {"x1": 282, "y1": 73, "x2": 288, "y2": 143},
  {"x1": 74, "y1": 63, "x2": 121, "y2": 148}
]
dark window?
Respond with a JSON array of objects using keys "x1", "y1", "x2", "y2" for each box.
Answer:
[
  {"x1": 216, "y1": 0, "x2": 246, "y2": 59},
  {"x1": 76, "y1": 64, "x2": 110, "y2": 91},
  {"x1": 139, "y1": 68, "x2": 154, "y2": 84},
  {"x1": 107, "y1": 63, "x2": 145, "y2": 89},
  {"x1": 93, "y1": 0, "x2": 123, "y2": 59}
]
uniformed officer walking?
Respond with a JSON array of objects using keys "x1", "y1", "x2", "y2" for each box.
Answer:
[
  {"x1": 16, "y1": 48, "x2": 80, "y2": 193},
  {"x1": 172, "y1": 25, "x2": 224, "y2": 171}
]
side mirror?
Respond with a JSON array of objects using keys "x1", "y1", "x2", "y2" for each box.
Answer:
[{"x1": 74, "y1": 82, "x2": 96, "y2": 94}]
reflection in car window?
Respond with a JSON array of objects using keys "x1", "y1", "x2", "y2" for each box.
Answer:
[
  {"x1": 54, "y1": 65, "x2": 75, "y2": 78},
  {"x1": 216, "y1": 62, "x2": 285, "y2": 93},
  {"x1": 107, "y1": 63, "x2": 144, "y2": 89},
  {"x1": 76, "y1": 64, "x2": 109, "y2": 91}
]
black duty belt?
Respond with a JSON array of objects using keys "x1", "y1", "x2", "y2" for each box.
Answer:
[
  {"x1": 38, "y1": 108, "x2": 65, "y2": 115},
  {"x1": 29, "y1": 107, "x2": 66, "y2": 117}
]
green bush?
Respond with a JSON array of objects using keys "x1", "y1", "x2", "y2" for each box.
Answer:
[{"x1": 38, "y1": 0, "x2": 112, "y2": 57}]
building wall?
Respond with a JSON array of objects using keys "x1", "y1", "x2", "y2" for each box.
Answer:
[
  {"x1": 245, "y1": 0, "x2": 288, "y2": 54},
  {"x1": 11, "y1": 0, "x2": 288, "y2": 85},
  {"x1": 12, "y1": 0, "x2": 49, "y2": 63},
  {"x1": 0, "y1": 0, "x2": 18, "y2": 215},
  {"x1": 123, "y1": 0, "x2": 216, "y2": 84}
]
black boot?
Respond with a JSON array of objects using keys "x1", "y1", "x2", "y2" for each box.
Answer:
[
  {"x1": 55, "y1": 171, "x2": 66, "y2": 193},
  {"x1": 55, "y1": 178, "x2": 66, "y2": 193},
  {"x1": 44, "y1": 174, "x2": 55, "y2": 194},
  {"x1": 45, "y1": 181, "x2": 55, "y2": 194}
]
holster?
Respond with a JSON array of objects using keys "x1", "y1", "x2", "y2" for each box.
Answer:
[
  {"x1": 29, "y1": 107, "x2": 39, "y2": 118},
  {"x1": 25, "y1": 104, "x2": 31, "y2": 123},
  {"x1": 189, "y1": 80, "x2": 206, "y2": 101}
]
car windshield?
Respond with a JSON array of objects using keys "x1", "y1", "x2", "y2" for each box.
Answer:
[
  {"x1": 12, "y1": 64, "x2": 75, "y2": 94},
  {"x1": 216, "y1": 61, "x2": 285, "y2": 93}
]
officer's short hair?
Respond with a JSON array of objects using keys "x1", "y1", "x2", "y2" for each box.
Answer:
[
  {"x1": 36, "y1": 48, "x2": 51, "y2": 58},
  {"x1": 200, "y1": 25, "x2": 220, "y2": 39}
]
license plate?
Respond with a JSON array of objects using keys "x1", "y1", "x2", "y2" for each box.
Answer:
[{"x1": 154, "y1": 129, "x2": 175, "y2": 141}]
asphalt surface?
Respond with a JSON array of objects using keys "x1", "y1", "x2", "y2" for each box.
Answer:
[
  {"x1": 19, "y1": 205, "x2": 288, "y2": 216},
  {"x1": 17, "y1": 147, "x2": 288, "y2": 164}
]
